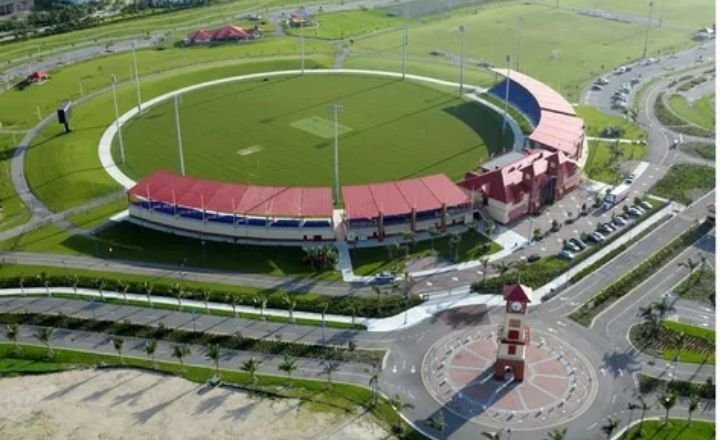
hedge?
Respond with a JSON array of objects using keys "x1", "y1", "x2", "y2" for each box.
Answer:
[
  {"x1": 0, "y1": 312, "x2": 384, "y2": 365},
  {"x1": 0, "y1": 274, "x2": 423, "y2": 318},
  {"x1": 569, "y1": 220, "x2": 713, "y2": 326}
]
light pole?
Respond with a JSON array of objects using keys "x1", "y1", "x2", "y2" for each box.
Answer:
[
  {"x1": 458, "y1": 25, "x2": 465, "y2": 98},
  {"x1": 111, "y1": 74, "x2": 126, "y2": 164},
  {"x1": 174, "y1": 94, "x2": 186, "y2": 176},
  {"x1": 131, "y1": 41, "x2": 142, "y2": 112},
  {"x1": 329, "y1": 104, "x2": 343, "y2": 204},
  {"x1": 300, "y1": 21, "x2": 305, "y2": 75},
  {"x1": 642, "y1": 2, "x2": 655, "y2": 59},
  {"x1": 658, "y1": 0, "x2": 666, "y2": 26},
  {"x1": 515, "y1": 17, "x2": 524, "y2": 71},
  {"x1": 502, "y1": 54, "x2": 511, "y2": 134},
  {"x1": 401, "y1": 3, "x2": 408, "y2": 79}
]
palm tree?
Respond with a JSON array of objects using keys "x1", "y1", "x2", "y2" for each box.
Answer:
[
  {"x1": 97, "y1": 279, "x2": 106, "y2": 301},
  {"x1": 5, "y1": 322, "x2": 19, "y2": 353},
  {"x1": 544, "y1": 428, "x2": 566, "y2": 440},
  {"x1": 600, "y1": 417, "x2": 618, "y2": 439},
  {"x1": 493, "y1": 261, "x2": 512, "y2": 278},
  {"x1": 637, "y1": 396, "x2": 650, "y2": 435},
  {"x1": 202, "y1": 289, "x2": 212, "y2": 314},
  {"x1": 39, "y1": 272, "x2": 50, "y2": 296},
  {"x1": 119, "y1": 281, "x2": 129, "y2": 304},
  {"x1": 350, "y1": 304, "x2": 357, "y2": 326},
  {"x1": 144, "y1": 339, "x2": 158, "y2": 367},
  {"x1": 687, "y1": 392, "x2": 701, "y2": 424},
  {"x1": 481, "y1": 432, "x2": 501, "y2": 440},
  {"x1": 143, "y1": 281, "x2": 154, "y2": 308},
  {"x1": 254, "y1": 294, "x2": 267, "y2": 320},
  {"x1": 283, "y1": 294, "x2": 296, "y2": 323},
  {"x1": 389, "y1": 394, "x2": 415, "y2": 432},
  {"x1": 173, "y1": 283, "x2": 185, "y2": 311},
  {"x1": 514, "y1": 260, "x2": 528, "y2": 282},
  {"x1": 278, "y1": 354, "x2": 298, "y2": 381},
  {"x1": 368, "y1": 371, "x2": 380, "y2": 406},
  {"x1": 18, "y1": 275, "x2": 25, "y2": 295},
  {"x1": 674, "y1": 331, "x2": 686, "y2": 360},
  {"x1": 322, "y1": 360, "x2": 340, "y2": 385},
  {"x1": 34, "y1": 327, "x2": 55, "y2": 358},
  {"x1": 241, "y1": 357, "x2": 262, "y2": 385},
  {"x1": 172, "y1": 344, "x2": 191, "y2": 372},
  {"x1": 660, "y1": 392, "x2": 677, "y2": 424},
  {"x1": 70, "y1": 274, "x2": 79, "y2": 294},
  {"x1": 320, "y1": 302, "x2": 328, "y2": 326},
  {"x1": 112, "y1": 336, "x2": 125, "y2": 364},
  {"x1": 678, "y1": 257, "x2": 698, "y2": 274},
  {"x1": 480, "y1": 258, "x2": 490, "y2": 282},
  {"x1": 653, "y1": 298, "x2": 673, "y2": 320},
  {"x1": 206, "y1": 343, "x2": 221, "y2": 377},
  {"x1": 226, "y1": 294, "x2": 238, "y2": 318}
]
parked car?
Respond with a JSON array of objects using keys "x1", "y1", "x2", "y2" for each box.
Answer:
[
  {"x1": 628, "y1": 207, "x2": 643, "y2": 217},
  {"x1": 612, "y1": 216, "x2": 628, "y2": 227},
  {"x1": 640, "y1": 201, "x2": 653, "y2": 210},
  {"x1": 630, "y1": 77, "x2": 641, "y2": 85},
  {"x1": 604, "y1": 222, "x2": 617, "y2": 231},
  {"x1": 527, "y1": 254, "x2": 541, "y2": 263},
  {"x1": 564, "y1": 241, "x2": 581, "y2": 252},
  {"x1": 600, "y1": 224, "x2": 614, "y2": 234},
  {"x1": 596, "y1": 77, "x2": 610, "y2": 85},
  {"x1": 633, "y1": 205, "x2": 646, "y2": 214},
  {"x1": 591, "y1": 84, "x2": 603, "y2": 91},
  {"x1": 558, "y1": 250, "x2": 575, "y2": 260},
  {"x1": 373, "y1": 272, "x2": 395, "y2": 284},
  {"x1": 590, "y1": 232, "x2": 605, "y2": 242},
  {"x1": 569, "y1": 238, "x2": 587, "y2": 250}
]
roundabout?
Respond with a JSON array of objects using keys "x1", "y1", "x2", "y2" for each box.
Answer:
[{"x1": 422, "y1": 325, "x2": 598, "y2": 431}]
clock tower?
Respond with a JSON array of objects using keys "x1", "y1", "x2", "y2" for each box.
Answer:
[{"x1": 494, "y1": 283, "x2": 532, "y2": 382}]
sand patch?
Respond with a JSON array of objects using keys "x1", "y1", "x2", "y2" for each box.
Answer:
[{"x1": 0, "y1": 369, "x2": 391, "y2": 440}]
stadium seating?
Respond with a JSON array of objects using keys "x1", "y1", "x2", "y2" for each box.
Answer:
[{"x1": 488, "y1": 79, "x2": 541, "y2": 125}]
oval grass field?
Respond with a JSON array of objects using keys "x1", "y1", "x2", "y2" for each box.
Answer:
[{"x1": 114, "y1": 74, "x2": 512, "y2": 187}]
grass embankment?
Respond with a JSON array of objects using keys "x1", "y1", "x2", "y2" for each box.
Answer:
[
  {"x1": 0, "y1": 134, "x2": 30, "y2": 231},
  {"x1": 0, "y1": 313, "x2": 382, "y2": 364},
  {"x1": 0, "y1": 221, "x2": 340, "y2": 280},
  {"x1": 654, "y1": 93, "x2": 714, "y2": 137},
  {"x1": 668, "y1": 93, "x2": 715, "y2": 132},
  {"x1": 651, "y1": 164, "x2": 715, "y2": 205},
  {"x1": 680, "y1": 142, "x2": 715, "y2": 160},
  {"x1": 568, "y1": 221, "x2": 713, "y2": 326},
  {"x1": 350, "y1": 229, "x2": 502, "y2": 276},
  {"x1": 675, "y1": 270, "x2": 715, "y2": 303},
  {"x1": 575, "y1": 106, "x2": 646, "y2": 140},
  {"x1": 0, "y1": 265, "x2": 421, "y2": 318},
  {"x1": 285, "y1": 9, "x2": 402, "y2": 40},
  {"x1": 0, "y1": 343, "x2": 424, "y2": 439},
  {"x1": 624, "y1": 420, "x2": 715, "y2": 439},
  {"x1": 585, "y1": 139, "x2": 648, "y2": 184},
  {"x1": 630, "y1": 321, "x2": 715, "y2": 365}
]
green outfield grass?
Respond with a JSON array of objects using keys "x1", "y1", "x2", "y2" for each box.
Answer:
[
  {"x1": 584, "y1": 139, "x2": 648, "y2": 184},
  {"x1": 350, "y1": 0, "x2": 710, "y2": 100},
  {"x1": 286, "y1": 9, "x2": 402, "y2": 40},
  {"x1": 575, "y1": 106, "x2": 646, "y2": 140},
  {"x1": 67, "y1": 198, "x2": 127, "y2": 229},
  {"x1": 624, "y1": 420, "x2": 715, "y2": 440},
  {"x1": 114, "y1": 74, "x2": 512, "y2": 186},
  {"x1": 0, "y1": 134, "x2": 31, "y2": 231},
  {"x1": 668, "y1": 94, "x2": 715, "y2": 132}
]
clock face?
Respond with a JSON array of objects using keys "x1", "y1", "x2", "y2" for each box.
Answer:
[{"x1": 510, "y1": 301, "x2": 523, "y2": 312}]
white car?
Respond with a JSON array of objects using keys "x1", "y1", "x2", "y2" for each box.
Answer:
[
  {"x1": 597, "y1": 77, "x2": 610, "y2": 85},
  {"x1": 613, "y1": 217, "x2": 628, "y2": 227},
  {"x1": 640, "y1": 201, "x2": 653, "y2": 210},
  {"x1": 633, "y1": 205, "x2": 646, "y2": 214},
  {"x1": 628, "y1": 207, "x2": 643, "y2": 217}
]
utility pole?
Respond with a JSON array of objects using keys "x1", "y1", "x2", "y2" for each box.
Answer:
[
  {"x1": 402, "y1": 2, "x2": 408, "y2": 79},
  {"x1": 515, "y1": 17, "x2": 524, "y2": 71},
  {"x1": 328, "y1": 104, "x2": 343, "y2": 204},
  {"x1": 111, "y1": 74, "x2": 126, "y2": 164},
  {"x1": 300, "y1": 21, "x2": 305, "y2": 75},
  {"x1": 458, "y1": 25, "x2": 465, "y2": 98},
  {"x1": 642, "y1": 2, "x2": 655, "y2": 59},
  {"x1": 174, "y1": 94, "x2": 186, "y2": 176},
  {"x1": 131, "y1": 41, "x2": 142, "y2": 112},
  {"x1": 658, "y1": 0, "x2": 666, "y2": 27},
  {"x1": 502, "y1": 54, "x2": 511, "y2": 134}
]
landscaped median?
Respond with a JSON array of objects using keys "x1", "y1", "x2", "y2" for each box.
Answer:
[
  {"x1": 0, "y1": 343, "x2": 425, "y2": 439},
  {"x1": 630, "y1": 320, "x2": 715, "y2": 365},
  {"x1": 568, "y1": 220, "x2": 714, "y2": 327},
  {"x1": 638, "y1": 373, "x2": 715, "y2": 399}
]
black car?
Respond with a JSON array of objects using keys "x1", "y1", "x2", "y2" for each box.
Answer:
[{"x1": 527, "y1": 254, "x2": 541, "y2": 263}]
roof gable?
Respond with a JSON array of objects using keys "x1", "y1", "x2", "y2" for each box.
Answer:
[{"x1": 503, "y1": 284, "x2": 532, "y2": 303}]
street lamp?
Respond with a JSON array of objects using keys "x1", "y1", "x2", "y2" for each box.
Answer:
[
  {"x1": 328, "y1": 103, "x2": 344, "y2": 204},
  {"x1": 131, "y1": 41, "x2": 143, "y2": 111},
  {"x1": 642, "y1": 2, "x2": 655, "y2": 59},
  {"x1": 458, "y1": 25, "x2": 465, "y2": 98},
  {"x1": 502, "y1": 54, "x2": 511, "y2": 134},
  {"x1": 110, "y1": 74, "x2": 126, "y2": 164}
]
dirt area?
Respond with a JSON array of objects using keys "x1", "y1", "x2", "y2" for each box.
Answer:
[{"x1": 0, "y1": 369, "x2": 391, "y2": 440}]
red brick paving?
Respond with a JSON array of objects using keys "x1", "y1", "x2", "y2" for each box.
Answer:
[{"x1": 532, "y1": 359, "x2": 566, "y2": 376}]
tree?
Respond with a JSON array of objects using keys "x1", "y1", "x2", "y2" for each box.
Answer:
[
  {"x1": 120, "y1": 281, "x2": 130, "y2": 304},
  {"x1": 480, "y1": 258, "x2": 490, "y2": 282},
  {"x1": 637, "y1": 396, "x2": 650, "y2": 435},
  {"x1": 368, "y1": 370, "x2": 380, "y2": 406},
  {"x1": 70, "y1": 274, "x2": 79, "y2": 294},
  {"x1": 143, "y1": 281, "x2": 154, "y2": 308},
  {"x1": 674, "y1": 331, "x2": 686, "y2": 360},
  {"x1": 173, "y1": 283, "x2": 185, "y2": 311},
  {"x1": 112, "y1": 336, "x2": 125, "y2": 364},
  {"x1": 544, "y1": 428, "x2": 566, "y2": 440},
  {"x1": 653, "y1": 298, "x2": 673, "y2": 320},
  {"x1": 687, "y1": 392, "x2": 701, "y2": 424},
  {"x1": 514, "y1": 260, "x2": 528, "y2": 282},
  {"x1": 532, "y1": 227, "x2": 542, "y2": 242},
  {"x1": 254, "y1": 294, "x2": 268, "y2": 320},
  {"x1": 226, "y1": 294, "x2": 239, "y2": 318},
  {"x1": 278, "y1": 354, "x2": 297, "y2": 381},
  {"x1": 172, "y1": 344, "x2": 191, "y2": 372},
  {"x1": 660, "y1": 392, "x2": 677, "y2": 424},
  {"x1": 322, "y1": 360, "x2": 340, "y2": 385},
  {"x1": 241, "y1": 357, "x2": 262, "y2": 385},
  {"x1": 678, "y1": 257, "x2": 699, "y2": 274},
  {"x1": 202, "y1": 289, "x2": 212, "y2": 314},
  {"x1": 401, "y1": 230, "x2": 415, "y2": 258},
  {"x1": 428, "y1": 229, "x2": 441, "y2": 254},
  {"x1": 449, "y1": 233, "x2": 462, "y2": 262},
  {"x1": 34, "y1": 327, "x2": 55, "y2": 358},
  {"x1": 428, "y1": 411, "x2": 445, "y2": 433},
  {"x1": 600, "y1": 417, "x2": 618, "y2": 439},
  {"x1": 5, "y1": 323, "x2": 19, "y2": 353},
  {"x1": 206, "y1": 343, "x2": 221, "y2": 377},
  {"x1": 551, "y1": 219, "x2": 560, "y2": 232},
  {"x1": 145, "y1": 339, "x2": 158, "y2": 367},
  {"x1": 97, "y1": 279, "x2": 106, "y2": 301},
  {"x1": 481, "y1": 432, "x2": 501, "y2": 440},
  {"x1": 389, "y1": 393, "x2": 414, "y2": 431},
  {"x1": 320, "y1": 302, "x2": 328, "y2": 326},
  {"x1": 283, "y1": 294, "x2": 297, "y2": 322},
  {"x1": 39, "y1": 272, "x2": 50, "y2": 296},
  {"x1": 492, "y1": 261, "x2": 512, "y2": 278}
]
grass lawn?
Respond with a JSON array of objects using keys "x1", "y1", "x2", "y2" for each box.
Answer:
[
  {"x1": 575, "y1": 106, "x2": 646, "y2": 140},
  {"x1": 286, "y1": 9, "x2": 402, "y2": 40},
  {"x1": 0, "y1": 222, "x2": 339, "y2": 280},
  {"x1": 67, "y1": 197, "x2": 127, "y2": 229},
  {"x1": 23, "y1": 56, "x2": 334, "y2": 212},
  {"x1": 351, "y1": 0, "x2": 710, "y2": 100},
  {"x1": 624, "y1": 419, "x2": 715, "y2": 440},
  {"x1": 675, "y1": 270, "x2": 715, "y2": 303},
  {"x1": 350, "y1": 229, "x2": 502, "y2": 276},
  {"x1": 680, "y1": 142, "x2": 715, "y2": 160},
  {"x1": 668, "y1": 93, "x2": 715, "y2": 132},
  {"x1": 0, "y1": 134, "x2": 31, "y2": 231},
  {"x1": 664, "y1": 321, "x2": 715, "y2": 344},
  {"x1": 651, "y1": 164, "x2": 715, "y2": 205},
  {"x1": 584, "y1": 139, "x2": 647, "y2": 184},
  {"x1": 116, "y1": 74, "x2": 512, "y2": 187}
]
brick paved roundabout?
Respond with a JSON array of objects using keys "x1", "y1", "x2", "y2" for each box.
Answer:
[{"x1": 422, "y1": 325, "x2": 598, "y2": 431}]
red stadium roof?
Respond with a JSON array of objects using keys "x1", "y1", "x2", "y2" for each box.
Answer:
[
  {"x1": 129, "y1": 171, "x2": 333, "y2": 218},
  {"x1": 491, "y1": 68, "x2": 576, "y2": 116},
  {"x1": 529, "y1": 110, "x2": 585, "y2": 156},
  {"x1": 343, "y1": 174, "x2": 470, "y2": 220}
]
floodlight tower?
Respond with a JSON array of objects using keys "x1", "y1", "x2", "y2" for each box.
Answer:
[
  {"x1": 329, "y1": 103, "x2": 344, "y2": 204},
  {"x1": 174, "y1": 94, "x2": 186, "y2": 176},
  {"x1": 131, "y1": 41, "x2": 143, "y2": 112},
  {"x1": 300, "y1": 21, "x2": 305, "y2": 75},
  {"x1": 642, "y1": 2, "x2": 655, "y2": 59},
  {"x1": 502, "y1": 54, "x2": 511, "y2": 134},
  {"x1": 110, "y1": 74, "x2": 126, "y2": 164},
  {"x1": 401, "y1": 2, "x2": 409, "y2": 79},
  {"x1": 458, "y1": 25, "x2": 466, "y2": 97}
]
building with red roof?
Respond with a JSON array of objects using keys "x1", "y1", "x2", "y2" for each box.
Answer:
[
  {"x1": 27, "y1": 70, "x2": 48, "y2": 83},
  {"x1": 186, "y1": 25, "x2": 263, "y2": 45}
]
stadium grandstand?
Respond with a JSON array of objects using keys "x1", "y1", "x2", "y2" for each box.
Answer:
[
  {"x1": 461, "y1": 68, "x2": 586, "y2": 224},
  {"x1": 342, "y1": 174, "x2": 472, "y2": 241},
  {"x1": 128, "y1": 171, "x2": 335, "y2": 241}
]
